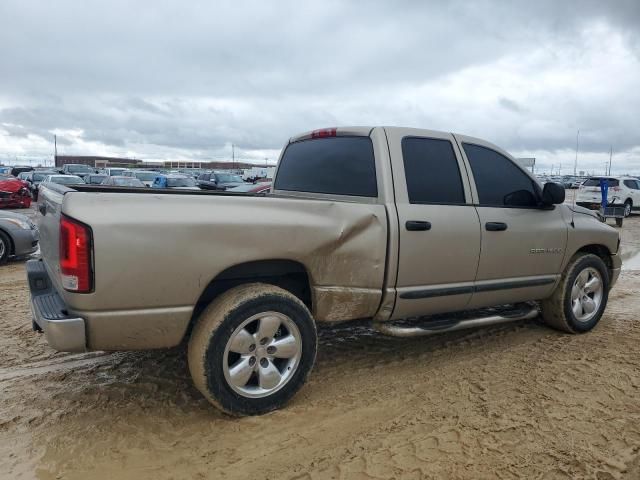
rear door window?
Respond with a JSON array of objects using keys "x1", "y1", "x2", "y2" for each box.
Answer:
[
  {"x1": 583, "y1": 178, "x2": 620, "y2": 187},
  {"x1": 401, "y1": 137, "x2": 465, "y2": 204},
  {"x1": 463, "y1": 143, "x2": 539, "y2": 208},
  {"x1": 274, "y1": 137, "x2": 377, "y2": 197},
  {"x1": 623, "y1": 180, "x2": 640, "y2": 190}
]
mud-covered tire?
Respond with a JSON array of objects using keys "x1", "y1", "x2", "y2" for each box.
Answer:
[
  {"x1": 188, "y1": 283, "x2": 317, "y2": 416},
  {"x1": 541, "y1": 253, "x2": 610, "y2": 333},
  {"x1": 0, "y1": 231, "x2": 11, "y2": 265}
]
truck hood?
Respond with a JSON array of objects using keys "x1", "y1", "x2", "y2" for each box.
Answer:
[{"x1": 568, "y1": 204, "x2": 599, "y2": 218}]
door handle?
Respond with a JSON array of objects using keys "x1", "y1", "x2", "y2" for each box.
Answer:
[
  {"x1": 38, "y1": 203, "x2": 47, "y2": 216},
  {"x1": 406, "y1": 220, "x2": 431, "y2": 231},
  {"x1": 485, "y1": 222, "x2": 507, "y2": 231}
]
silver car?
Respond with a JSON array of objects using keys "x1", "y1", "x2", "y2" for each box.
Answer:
[{"x1": 0, "y1": 210, "x2": 39, "y2": 264}]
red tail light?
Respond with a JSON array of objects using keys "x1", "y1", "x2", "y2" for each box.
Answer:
[
  {"x1": 311, "y1": 128, "x2": 337, "y2": 138},
  {"x1": 60, "y1": 215, "x2": 93, "y2": 293},
  {"x1": 612, "y1": 186, "x2": 621, "y2": 192}
]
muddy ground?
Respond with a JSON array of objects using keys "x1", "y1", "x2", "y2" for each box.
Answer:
[{"x1": 2, "y1": 207, "x2": 640, "y2": 479}]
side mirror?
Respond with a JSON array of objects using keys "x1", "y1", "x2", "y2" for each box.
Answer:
[
  {"x1": 542, "y1": 182, "x2": 565, "y2": 206},
  {"x1": 504, "y1": 189, "x2": 537, "y2": 207}
]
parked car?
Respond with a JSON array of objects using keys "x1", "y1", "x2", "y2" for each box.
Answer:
[
  {"x1": 226, "y1": 182, "x2": 272, "y2": 194},
  {"x1": 100, "y1": 176, "x2": 146, "y2": 187},
  {"x1": 102, "y1": 168, "x2": 129, "y2": 177},
  {"x1": 152, "y1": 174, "x2": 200, "y2": 190},
  {"x1": 0, "y1": 210, "x2": 39, "y2": 264},
  {"x1": 59, "y1": 164, "x2": 96, "y2": 179},
  {"x1": 17, "y1": 172, "x2": 32, "y2": 181},
  {"x1": 84, "y1": 174, "x2": 109, "y2": 185},
  {"x1": 575, "y1": 176, "x2": 640, "y2": 217},
  {"x1": 122, "y1": 170, "x2": 158, "y2": 187},
  {"x1": 197, "y1": 172, "x2": 245, "y2": 190},
  {"x1": 10, "y1": 166, "x2": 34, "y2": 177},
  {"x1": 26, "y1": 170, "x2": 58, "y2": 200},
  {"x1": 31, "y1": 126, "x2": 620, "y2": 416},
  {"x1": 0, "y1": 176, "x2": 32, "y2": 209},
  {"x1": 42, "y1": 175, "x2": 85, "y2": 187}
]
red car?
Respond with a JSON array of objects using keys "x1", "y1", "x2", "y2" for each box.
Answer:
[
  {"x1": 226, "y1": 181, "x2": 272, "y2": 194},
  {"x1": 0, "y1": 175, "x2": 32, "y2": 209}
]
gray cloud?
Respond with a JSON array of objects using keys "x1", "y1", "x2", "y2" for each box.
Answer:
[{"x1": 0, "y1": 0, "x2": 639, "y2": 173}]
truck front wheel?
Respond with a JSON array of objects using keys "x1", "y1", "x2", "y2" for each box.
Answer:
[
  {"x1": 541, "y1": 253, "x2": 610, "y2": 333},
  {"x1": 188, "y1": 283, "x2": 317, "y2": 416}
]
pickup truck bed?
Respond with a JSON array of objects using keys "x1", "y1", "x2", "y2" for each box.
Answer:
[{"x1": 29, "y1": 126, "x2": 621, "y2": 416}]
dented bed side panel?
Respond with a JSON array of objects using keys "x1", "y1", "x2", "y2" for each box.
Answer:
[{"x1": 60, "y1": 192, "x2": 388, "y2": 345}]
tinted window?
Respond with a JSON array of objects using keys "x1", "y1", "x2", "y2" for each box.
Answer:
[
  {"x1": 463, "y1": 143, "x2": 538, "y2": 207},
  {"x1": 135, "y1": 172, "x2": 157, "y2": 181},
  {"x1": 88, "y1": 175, "x2": 107, "y2": 184},
  {"x1": 623, "y1": 180, "x2": 639, "y2": 190},
  {"x1": 52, "y1": 176, "x2": 83, "y2": 185},
  {"x1": 217, "y1": 174, "x2": 243, "y2": 183},
  {"x1": 167, "y1": 177, "x2": 196, "y2": 187},
  {"x1": 401, "y1": 137, "x2": 465, "y2": 204},
  {"x1": 583, "y1": 178, "x2": 619, "y2": 187},
  {"x1": 275, "y1": 137, "x2": 377, "y2": 197},
  {"x1": 67, "y1": 165, "x2": 91, "y2": 173}
]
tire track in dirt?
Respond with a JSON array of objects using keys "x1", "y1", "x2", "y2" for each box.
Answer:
[{"x1": 2, "y1": 218, "x2": 640, "y2": 479}]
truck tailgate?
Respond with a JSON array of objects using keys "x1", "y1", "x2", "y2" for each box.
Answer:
[{"x1": 36, "y1": 183, "x2": 69, "y2": 294}]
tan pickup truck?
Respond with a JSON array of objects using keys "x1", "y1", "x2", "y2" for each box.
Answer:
[{"x1": 28, "y1": 127, "x2": 621, "y2": 415}]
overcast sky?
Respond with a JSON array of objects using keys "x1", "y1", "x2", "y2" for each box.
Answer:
[{"x1": 1, "y1": 0, "x2": 639, "y2": 174}]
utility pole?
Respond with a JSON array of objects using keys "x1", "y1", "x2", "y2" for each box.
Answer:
[
  {"x1": 232, "y1": 144, "x2": 235, "y2": 170},
  {"x1": 608, "y1": 146, "x2": 613, "y2": 176},
  {"x1": 573, "y1": 129, "x2": 579, "y2": 176},
  {"x1": 54, "y1": 134, "x2": 58, "y2": 167},
  {"x1": 573, "y1": 129, "x2": 580, "y2": 177}
]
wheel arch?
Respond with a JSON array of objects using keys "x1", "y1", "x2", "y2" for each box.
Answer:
[
  {"x1": 189, "y1": 259, "x2": 313, "y2": 331},
  {"x1": 0, "y1": 227, "x2": 15, "y2": 256},
  {"x1": 574, "y1": 244, "x2": 613, "y2": 272}
]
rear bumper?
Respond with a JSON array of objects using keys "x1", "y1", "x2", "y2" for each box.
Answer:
[{"x1": 26, "y1": 259, "x2": 86, "y2": 352}]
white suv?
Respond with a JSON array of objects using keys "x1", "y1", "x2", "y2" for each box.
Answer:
[{"x1": 576, "y1": 176, "x2": 640, "y2": 216}]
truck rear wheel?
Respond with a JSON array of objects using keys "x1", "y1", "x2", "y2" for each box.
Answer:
[
  {"x1": 541, "y1": 253, "x2": 609, "y2": 333},
  {"x1": 188, "y1": 283, "x2": 317, "y2": 416}
]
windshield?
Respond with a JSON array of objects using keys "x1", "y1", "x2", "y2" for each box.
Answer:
[
  {"x1": 113, "y1": 177, "x2": 144, "y2": 187},
  {"x1": 216, "y1": 174, "x2": 243, "y2": 183},
  {"x1": 32, "y1": 173, "x2": 50, "y2": 182},
  {"x1": 52, "y1": 176, "x2": 83, "y2": 185},
  {"x1": 135, "y1": 172, "x2": 157, "y2": 181},
  {"x1": 583, "y1": 178, "x2": 620, "y2": 187},
  {"x1": 67, "y1": 165, "x2": 91, "y2": 173},
  {"x1": 108, "y1": 169, "x2": 126, "y2": 176},
  {"x1": 167, "y1": 177, "x2": 196, "y2": 187},
  {"x1": 88, "y1": 175, "x2": 107, "y2": 184}
]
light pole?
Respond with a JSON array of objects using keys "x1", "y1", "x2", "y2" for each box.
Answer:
[{"x1": 573, "y1": 129, "x2": 579, "y2": 176}]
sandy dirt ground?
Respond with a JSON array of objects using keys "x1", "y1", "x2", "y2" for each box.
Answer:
[{"x1": 2, "y1": 206, "x2": 640, "y2": 479}]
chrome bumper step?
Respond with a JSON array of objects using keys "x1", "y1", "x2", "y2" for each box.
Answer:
[{"x1": 373, "y1": 303, "x2": 539, "y2": 338}]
